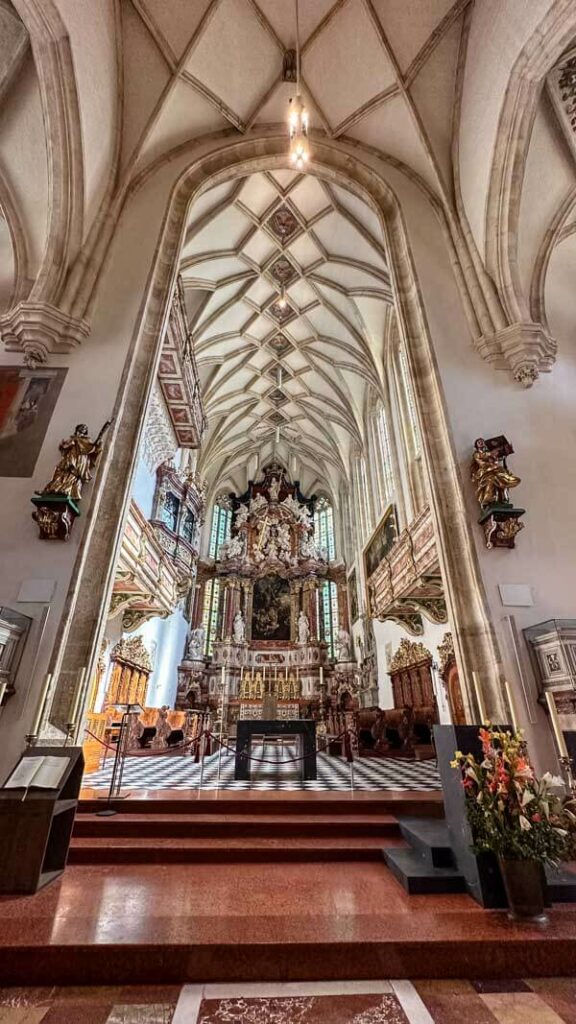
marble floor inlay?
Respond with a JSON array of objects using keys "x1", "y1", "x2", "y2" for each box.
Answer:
[
  {"x1": 83, "y1": 745, "x2": 441, "y2": 792},
  {"x1": 173, "y1": 980, "x2": 576, "y2": 1024}
]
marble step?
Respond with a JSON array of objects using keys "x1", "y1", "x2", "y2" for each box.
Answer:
[
  {"x1": 73, "y1": 812, "x2": 403, "y2": 840},
  {"x1": 69, "y1": 834, "x2": 407, "y2": 864},
  {"x1": 545, "y1": 864, "x2": 576, "y2": 902},
  {"x1": 398, "y1": 817, "x2": 456, "y2": 868},
  {"x1": 383, "y1": 847, "x2": 467, "y2": 895},
  {"x1": 78, "y1": 794, "x2": 445, "y2": 817}
]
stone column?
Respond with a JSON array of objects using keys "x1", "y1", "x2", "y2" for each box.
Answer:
[
  {"x1": 242, "y1": 580, "x2": 253, "y2": 641},
  {"x1": 290, "y1": 580, "x2": 302, "y2": 641},
  {"x1": 338, "y1": 581, "x2": 350, "y2": 633}
]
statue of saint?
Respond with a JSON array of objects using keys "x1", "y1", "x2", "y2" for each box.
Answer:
[
  {"x1": 233, "y1": 610, "x2": 245, "y2": 644},
  {"x1": 336, "y1": 628, "x2": 352, "y2": 662},
  {"x1": 39, "y1": 421, "x2": 111, "y2": 501},
  {"x1": 269, "y1": 476, "x2": 281, "y2": 501},
  {"x1": 470, "y1": 438, "x2": 521, "y2": 508},
  {"x1": 186, "y1": 626, "x2": 205, "y2": 660},
  {"x1": 298, "y1": 611, "x2": 310, "y2": 645}
]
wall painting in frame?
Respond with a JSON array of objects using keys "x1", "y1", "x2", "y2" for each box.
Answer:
[{"x1": 0, "y1": 367, "x2": 67, "y2": 477}]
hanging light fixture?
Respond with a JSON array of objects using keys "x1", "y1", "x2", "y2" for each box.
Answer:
[
  {"x1": 288, "y1": 0, "x2": 310, "y2": 170},
  {"x1": 278, "y1": 285, "x2": 287, "y2": 309}
]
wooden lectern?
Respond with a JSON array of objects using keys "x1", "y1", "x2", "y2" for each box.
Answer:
[{"x1": 0, "y1": 746, "x2": 84, "y2": 894}]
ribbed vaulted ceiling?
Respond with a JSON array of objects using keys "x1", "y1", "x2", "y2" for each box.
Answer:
[{"x1": 182, "y1": 168, "x2": 393, "y2": 499}]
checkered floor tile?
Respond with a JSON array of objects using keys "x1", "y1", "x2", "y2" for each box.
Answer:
[{"x1": 83, "y1": 742, "x2": 441, "y2": 792}]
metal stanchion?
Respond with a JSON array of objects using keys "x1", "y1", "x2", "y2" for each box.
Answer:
[{"x1": 96, "y1": 702, "x2": 141, "y2": 816}]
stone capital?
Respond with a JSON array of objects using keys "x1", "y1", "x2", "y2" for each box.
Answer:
[
  {"x1": 0, "y1": 301, "x2": 90, "y2": 366},
  {"x1": 477, "y1": 321, "x2": 556, "y2": 388}
]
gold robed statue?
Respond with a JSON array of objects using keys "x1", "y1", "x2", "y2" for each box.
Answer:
[
  {"x1": 39, "y1": 421, "x2": 112, "y2": 502},
  {"x1": 470, "y1": 437, "x2": 521, "y2": 508}
]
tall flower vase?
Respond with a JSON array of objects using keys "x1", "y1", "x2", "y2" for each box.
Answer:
[{"x1": 498, "y1": 859, "x2": 549, "y2": 924}]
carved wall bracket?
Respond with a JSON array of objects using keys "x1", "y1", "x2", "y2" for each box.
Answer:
[
  {"x1": 0, "y1": 301, "x2": 90, "y2": 367},
  {"x1": 476, "y1": 321, "x2": 556, "y2": 388}
]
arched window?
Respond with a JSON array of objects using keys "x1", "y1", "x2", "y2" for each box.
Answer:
[
  {"x1": 354, "y1": 455, "x2": 372, "y2": 543},
  {"x1": 398, "y1": 346, "x2": 421, "y2": 458},
  {"x1": 314, "y1": 496, "x2": 335, "y2": 559},
  {"x1": 208, "y1": 498, "x2": 232, "y2": 558},
  {"x1": 375, "y1": 404, "x2": 395, "y2": 504},
  {"x1": 321, "y1": 579, "x2": 339, "y2": 659}
]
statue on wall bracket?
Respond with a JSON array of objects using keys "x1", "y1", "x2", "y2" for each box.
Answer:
[
  {"x1": 31, "y1": 419, "x2": 112, "y2": 540},
  {"x1": 470, "y1": 435, "x2": 525, "y2": 549}
]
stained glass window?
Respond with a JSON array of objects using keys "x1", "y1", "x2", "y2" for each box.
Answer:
[
  {"x1": 208, "y1": 501, "x2": 232, "y2": 558},
  {"x1": 201, "y1": 578, "x2": 220, "y2": 656},
  {"x1": 321, "y1": 580, "x2": 339, "y2": 659},
  {"x1": 398, "y1": 347, "x2": 421, "y2": 457},
  {"x1": 314, "y1": 497, "x2": 335, "y2": 560},
  {"x1": 376, "y1": 405, "x2": 395, "y2": 502}
]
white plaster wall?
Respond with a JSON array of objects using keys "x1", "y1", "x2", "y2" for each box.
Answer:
[
  {"x1": 517, "y1": 95, "x2": 574, "y2": 302},
  {"x1": 131, "y1": 458, "x2": 156, "y2": 521},
  {"x1": 395, "y1": 170, "x2": 576, "y2": 767},
  {"x1": 0, "y1": 51, "x2": 48, "y2": 275},
  {"x1": 53, "y1": 0, "x2": 119, "y2": 237},
  {"x1": 458, "y1": 0, "x2": 555, "y2": 258},
  {"x1": 131, "y1": 610, "x2": 188, "y2": 709}
]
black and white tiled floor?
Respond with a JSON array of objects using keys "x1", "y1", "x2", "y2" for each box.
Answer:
[{"x1": 83, "y1": 743, "x2": 441, "y2": 792}]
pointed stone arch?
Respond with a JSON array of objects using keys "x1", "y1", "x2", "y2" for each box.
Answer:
[{"x1": 48, "y1": 134, "x2": 506, "y2": 729}]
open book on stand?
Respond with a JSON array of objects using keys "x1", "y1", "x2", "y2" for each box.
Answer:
[{"x1": 3, "y1": 755, "x2": 70, "y2": 791}]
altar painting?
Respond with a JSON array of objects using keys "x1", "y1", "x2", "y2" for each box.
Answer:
[
  {"x1": 363, "y1": 505, "x2": 398, "y2": 580},
  {"x1": 0, "y1": 366, "x2": 67, "y2": 476},
  {"x1": 252, "y1": 575, "x2": 291, "y2": 641}
]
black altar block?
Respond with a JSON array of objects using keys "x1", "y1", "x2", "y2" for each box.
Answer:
[
  {"x1": 235, "y1": 719, "x2": 317, "y2": 781},
  {"x1": 434, "y1": 724, "x2": 509, "y2": 908}
]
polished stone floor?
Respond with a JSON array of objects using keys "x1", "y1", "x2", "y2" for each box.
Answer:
[
  {"x1": 2, "y1": 862, "x2": 576, "y2": 984},
  {"x1": 83, "y1": 745, "x2": 442, "y2": 792},
  {"x1": 1, "y1": 979, "x2": 576, "y2": 1022}
]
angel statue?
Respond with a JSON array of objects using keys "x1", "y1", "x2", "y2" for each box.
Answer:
[
  {"x1": 470, "y1": 438, "x2": 521, "y2": 508},
  {"x1": 336, "y1": 628, "x2": 352, "y2": 662},
  {"x1": 38, "y1": 421, "x2": 112, "y2": 502},
  {"x1": 298, "y1": 610, "x2": 310, "y2": 645},
  {"x1": 233, "y1": 610, "x2": 246, "y2": 644}
]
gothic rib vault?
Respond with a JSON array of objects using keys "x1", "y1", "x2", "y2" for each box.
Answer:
[{"x1": 184, "y1": 169, "x2": 392, "y2": 502}]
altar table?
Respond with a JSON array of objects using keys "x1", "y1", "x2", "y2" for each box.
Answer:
[{"x1": 234, "y1": 719, "x2": 317, "y2": 781}]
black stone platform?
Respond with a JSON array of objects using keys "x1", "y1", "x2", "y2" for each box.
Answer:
[{"x1": 235, "y1": 719, "x2": 317, "y2": 781}]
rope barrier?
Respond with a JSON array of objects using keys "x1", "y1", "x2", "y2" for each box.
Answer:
[{"x1": 85, "y1": 724, "x2": 358, "y2": 768}]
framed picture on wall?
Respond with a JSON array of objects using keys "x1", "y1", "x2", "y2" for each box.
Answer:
[
  {"x1": 0, "y1": 366, "x2": 67, "y2": 477},
  {"x1": 348, "y1": 569, "x2": 359, "y2": 623},
  {"x1": 363, "y1": 504, "x2": 399, "y2": 583}
]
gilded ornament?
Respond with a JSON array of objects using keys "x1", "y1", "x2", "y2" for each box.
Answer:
[
  {"x1": 390, "y1": 637, "x2": 432, "y2": 672},
  {"x1": 437, "y1": 631, "x2": 455, "y2": 674},
  {"x1": 111, "y1": 635, "x2": 153, "y2": 672}
]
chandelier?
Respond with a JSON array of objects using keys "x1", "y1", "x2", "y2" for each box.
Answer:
[{"x1": 288, "y1": 0, "x2": 310, "y2": 170}]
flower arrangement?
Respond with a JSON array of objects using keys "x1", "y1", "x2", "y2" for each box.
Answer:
[{"x1": 452, "y1": 725, "x2": 576, "y2": 864}]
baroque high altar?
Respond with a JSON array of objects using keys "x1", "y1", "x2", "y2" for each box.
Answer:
[{"x1": 177, "y1": 464, "x2": 355, "y2": 726}]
